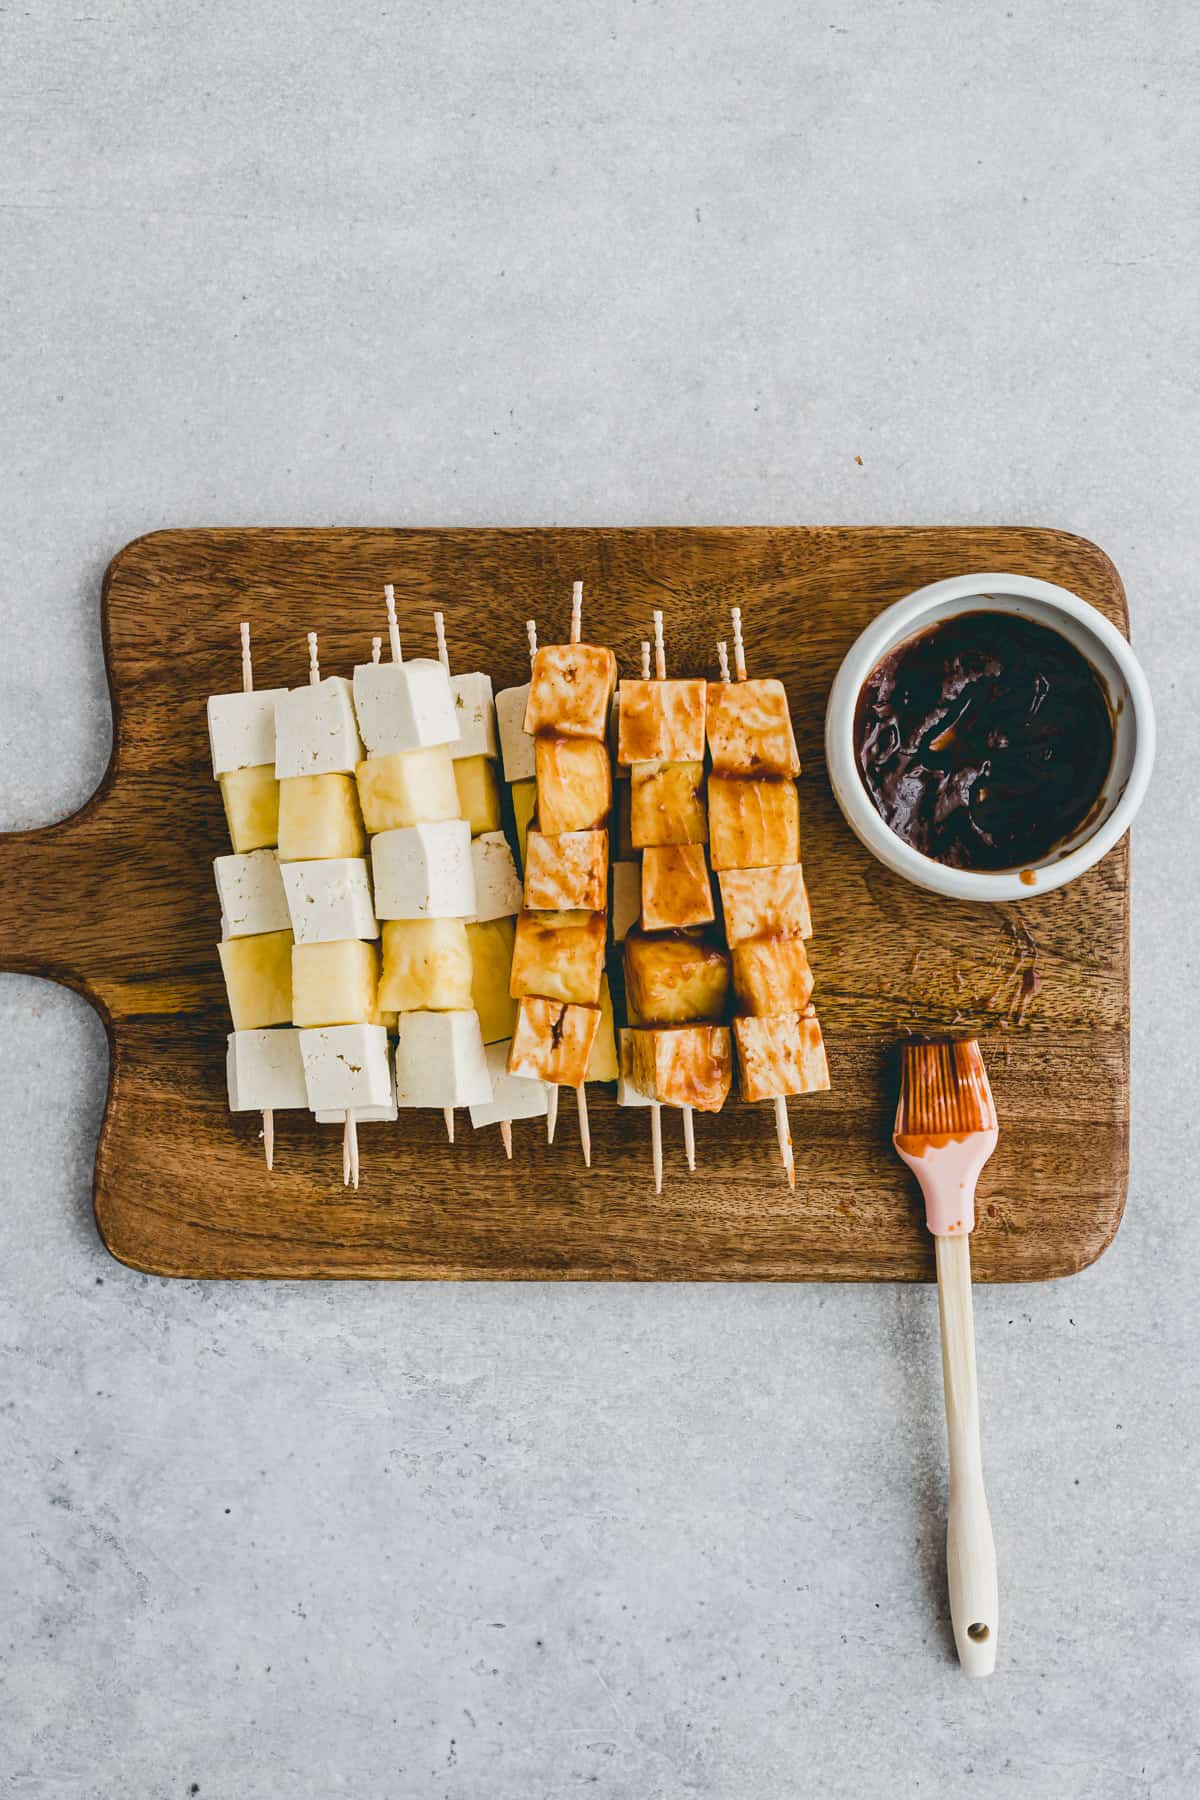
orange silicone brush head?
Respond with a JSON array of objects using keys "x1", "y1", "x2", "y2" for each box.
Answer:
[{"x1": 896, "y1": 1038, "x2": 997, "y2": 1142}]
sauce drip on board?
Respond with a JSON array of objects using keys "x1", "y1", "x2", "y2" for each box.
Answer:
[{"x1": 854, "y1": 611, "x2": 1113, "y2": 871}]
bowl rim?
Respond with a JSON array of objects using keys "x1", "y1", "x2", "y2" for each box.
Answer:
[{"x1": 823, "y1": 570, "x2": 1156, "y2": 902}]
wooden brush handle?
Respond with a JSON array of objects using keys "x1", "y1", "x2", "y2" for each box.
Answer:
[{"x1": 935, "y1": 1232, "x2": 999, "y2": 1677}]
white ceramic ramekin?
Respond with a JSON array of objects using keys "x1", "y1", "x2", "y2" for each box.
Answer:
[{"x1": 824, "y1": 571, "x2": 1155, "y2": 902}]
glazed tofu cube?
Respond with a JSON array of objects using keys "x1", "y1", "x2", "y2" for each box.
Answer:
[
  {"x1": 378, "y1": 918, "x2": 473, "y2": 1013},
  {"x1": 629, "y1": 1025, "x2": 732, "y2": 1112},
  {"x1": 585, "y1": 973, "x2": 618, "y2": 1081},
  {"x1": 371, "y1": 819, "x2": 475, "y2": 919},
  {"x1": 706, "y1": 679, "x2": 800, "y2": 777},
  {"x1": 208, "y1": 688, "x2": 289, "y2": 778},
  {"x1": 226, "y1": 1027, "x2": 308, "y2": 1112},
  {"x1": 449, "y1": 672, "x2": 499, "y2": 760},
  {"x1": 219, "y1": 763, "x2": 280, "y2": 853},
  {"x1": 352, "y1": 658, "x2": 459, "y2": 756},
  {"x1": 280, "y1": 858, "x2": 378, "y2": 945},
  {"x1": 509, "y1": 910, "x2": 606, "y2": 1006},
  {"x1": 394, "y1": 1009, "x2": 492, "y2": 1108},
  {"x1": 355, "y1": 745, "x2": 459, "y2": 834},
  {"x1": 718, "y1": 864, "x2": 812, "y2": 943},
  {"x1": 523, "y1": 643, "x2": 617, "y2": 740},
  {"x1": 275, "y1": 677, "x2": 363, "y2": 778},
  {"x1": 733, "y1": 1008, "x2": 830, "y2": 1102},
  {"x1": 277, "y1": 774, "x2": 366, "y2": 863},
  {"x1": 453, "y1": 754, "x2": 503, "y2": 837},
  {"x1": 291, "y1": 938, "x2": 380, "y2": 1027},
  {"x1": 640, "y1": 844, "x2": 714, "y2": 931},
  {"x1": 616, "y1": 1028, "x2": 655, "y2": 1108},
  {"x1": 495, "y1": 682, "x2": 535, "y2": 782},
  {"x1": 731, "y1": 934, "x2": 813, "y2": 1015},
  {"x1": 623, "y1": 933, "x2": 730, "y2": 1025},
  {"x1": 217, "y1": 929, "x2": 294, "y2": 1031},
  {"x1": 214, "y1": 849, "x2": 290, "y2": 938},
  {"x1": 471, "y1": 831, "x2": 523, "y2": 922},
  {"x1": 511, "y1": 779, "x2": 537, "y2": 871},
  {"x1": 617, "y1": 677, "x2": 707, "y2": 765},
  {"x1": 707, "y1": 777, "x2": 799, "y2": 871},
  {"x1": 535, "y1": 736, "x2": 612, "y2": 834},
  {"x1": 466, "y1": 916, "x2": 518, "y2": 1043},
  {"x1": 523, "y1": 829, "x2": 608, "y2": 913},
  {"x1": 507, "y1": 997, "x2": 600, "y2": 1088},
  {"x1": 469, "y1": 1039, "x2": 550, "y2": 1127},
  {"x1": 630, "y1": 761, "x2": 707, "y2": 848},
  {"x1": 298, "y1": 1023, "x2": 392, "y2": 1114},
  {"x1": 611, "y1": 860, "x2": 641, "y2": 942}
]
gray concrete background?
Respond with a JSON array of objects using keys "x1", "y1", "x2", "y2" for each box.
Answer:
[{"x1": 2, "y1": 2, "x2": 1197, "y2": 1795}]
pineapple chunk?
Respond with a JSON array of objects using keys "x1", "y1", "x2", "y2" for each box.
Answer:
[
  {"x1": 291, "y1": 938, "x2": 380, "y2": 1027},
  {"x1": 355, "y1": 745, "x2": 459, "y2": 834},
  {"x1": 523, "y1": 643, "x2": 617, "y2": 740},
  {"x1": 718, "y1": 864, "x2": 812, "y2": 943},
  {"x1": 630, "y1": 761, "x2": 707, "y2": 848},
  {"x1": 378, "y1": 918, "x2": 473, "y2": 1013},
  {"x1": 731, "y1": 934, "x2": 813, "y2": 1015},
  {"x1": 454, "y1": 754, "x2": 503, "y2": 837},
  {"x1": 706, "y1": 679, "x2": 800, "y2": 777},
  {"x1": 630, "y1": 1024, "x2": 732, "y2": 1112},
  {"x1": 641, "y1": 844, "x2": 714, "y2": 931},
  {"x1": 535, "y1": 736, "x2": 612, "y2": 834},
  {"x1": 511, "y1": 779, "x2": 537, "y2": 871},
  {"x1": 733, "y1": 1008, "x2": 829, "y2": 1102},
  {"x1": 217, "y1": 929, "x2": 293, "y2": 1030},
  {"x1": 523, "y1": 828, "x2": 608, "y2": 913},
  {"x1": 708, "y1": 777, "x2": 799, "y2": 871},
  {"x1": 617, "y1": 677, "x2": 707, "y2": 764},
  {"x1": 508, "y1": 996, "x2": 600, "y2": 1087},
  {"x1": 219, "y1": 763, "x2": 279, "y2": 853},
  {"x1": 585, "y1": 973, "x2": 618, "y2": 1081},
  {"x1": 277, "y1": 774, "x2": 366, "y2": 863},
  {"x1": 466, "y1": 916, "x2": 519, "y2": 1043},
  {"x1": 510, "y1": 910, "x2": 606, "y2": 1006},
  {"x1": 623, "y1": 932, "x2": 729, "y2": 1025}
]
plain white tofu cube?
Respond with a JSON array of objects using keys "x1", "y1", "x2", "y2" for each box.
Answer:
[
  {"x1": 352, "y1": 658, "x2": 460, "y2": 756},
  {"x1": 450, "y1": 672, "x2": 499, "y2": 760},
  {"x1": 617, "y1": 1028, "x2": 655, "y2": 1108},
  {"x1": 495, "y1": 681, "x2": 535, "y2": 782},
  {"x1": 611, "y1": 860, "x2": 641, "y2": 943},
  {"x1": 280, "y1": 857, "x2": 379, "y2": 944},
  {"x1": 315, "y1": 1066, "x2": 397, "y2": 1123},
  {"x1": 226, "y1": 1028, "x2": 309, "y2": 1112},
  {"x1": 469, "y1": 1038, "x2": 550, "y2": 1127},
  {"x1": 470, "y1": 831, "x2": 522, "y2": 922},
  {"x1": 274, "y1": 677, "x2": 363, "y2": 778},
  {"x1": 371, "y1": 820, "x2": 475, "y2": 920},
  {"x1": 214, "y1": 849, "x2": 291, "y2": 938},
  {"x1": 298, "y1": 1023, "x2": 392, "y2": 1114},
  {"x1": 207, "y1": 688, "x2": 289, "y2": 778},
  {"x1": 393, "y1": 1010, "x2": 491, "y2": 1108}
]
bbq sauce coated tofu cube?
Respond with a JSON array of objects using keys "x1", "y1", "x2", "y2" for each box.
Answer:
[
  {"x1": 453, "y1": 754, "x2": 503, "y2": 837},
  {"x1": 585, "y1": 973, "x2": 619, "y2": 1081},
  {"x1": 277, "y1": 774, "x2": 366, "y2": 862},
  {"x1": 466, "y1": 916, "x2": 518, "y2": 1043},
  {"x1": 706, "y1": 679, "x2": 800, "y2": 778},
  {"x1": 509, "y1": 910, "x2": 606, "y2": 1006},
  {"x1": 617, "y1": 678, "x2": 707, "y2": 765},
  {"x1": 630, "y1": 1024, "x2": 732, "y2": 1112},
  {"x1": 291, "y1": 938, "x2": 380, "y2": 1028},
  {"x1": 733, "y1": 1008, "x2": 830, "y2": 1102},
  {"x1": 378, "y1": 918, "x2": 473, "y2": 1013},
  {"x1": 640, "y1": 844, "x2": 714, "y2": 932},
  {"x1": 355, "y1": 745, "x2": 460, "y2": 834},
  {"x1": 623, "y1": 932, "x2": 730, "y2": 1025},
  {"x1": 616, "y1": 1028, "x2": 655, "y2": 1108},
  {"x1": 220, "y1": 764, "x2": 280, "y2": 853},
  {"x1": 523, "y1": 643, "x2": 618, "y2": 740},
  {"x1": 535, "y1": 736, "x2": 612, "y2": 834},
  {"x1": 730, "y1": 934, "x2": 813, "y2": 1015},
  {"x1": 630, "y1": 761, "x2": 707, "y2": 848},
  {"x1": 717, "y1": 864, "x2": 812, "y2": 943},
  {"x1": 511, "y1": 780, "x2": 537, "y2": 871},
  {"x1": 707, "y1": 777, "x2": 800, "y2": 871},
  {"x1": 218, "y1": 929, "x2": 294, "y2": 1031},
  {"x1": 507, "y1": 997, "x2": 601, "y2": 1088},
  {"x1": 523, "y1": 829, "x2": 608, "y2": 913}
]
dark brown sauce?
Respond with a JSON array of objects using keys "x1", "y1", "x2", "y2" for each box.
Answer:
[{"x1": 854, "y1": 611, "x2": 1113, "y2": 871}]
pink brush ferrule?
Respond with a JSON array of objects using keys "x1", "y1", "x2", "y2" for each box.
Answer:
[{"x1": 894, "y1": 1130, "x2": 999, "y2": 1238}]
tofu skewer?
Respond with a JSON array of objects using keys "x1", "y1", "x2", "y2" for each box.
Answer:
[{"x1": 241, "y1": 623, "x2": 274, "y2": 1167}]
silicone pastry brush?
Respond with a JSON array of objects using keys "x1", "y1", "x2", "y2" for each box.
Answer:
[{"x1": 894, "y1": 1037, "x2": 999, "y2": 1677}]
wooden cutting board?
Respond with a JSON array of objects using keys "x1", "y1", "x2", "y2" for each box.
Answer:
[{"x1": 0, "y1": 527, "x2": 1130, "y2": 1281}]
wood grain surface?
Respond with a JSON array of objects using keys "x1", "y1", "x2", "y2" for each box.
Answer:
[{"x1": 0, "y1": 527, "x2": 1131, "y2": 1281}]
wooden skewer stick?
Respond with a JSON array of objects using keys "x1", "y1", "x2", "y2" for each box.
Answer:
[
  {"x1": 716, "y1": 639, "x2": 732, "y2": 683},
  {"x1": 730, "y1": 605, "x2": 747, "y2": 682},
  {"x1": 577, "y1": 1084, "x2": 591, "y2": 1167},
  {"x1": 546, "y1": 1083, "x2": 559, "y2": 1144},
  {"x1": 307, "y1": 630, "x2": 321, "y2": 687},
  {"x1": 652, "y1": 612, "x2": 697, "y2": 1170},
  {"x1": 527, "y1": 618, "x2": 538, "y2": 662},
  {"x1": 650, "y1": 1100, "x2": 663, "y2": 1194},
  {"x1": 434, "y1": 609, "x2": 450, "y2": 673},
  {"x1": 682, "y1": 1105, "x2": 696, "y2": 1171},
  {"x1": 570, "y1": 580, "x2": 583, "y2": 644},
  {"x1": 640, "y1": 639, "x2": 651, "y2": 680},
  {"x1": 310, "y1": 631, "x2": 359, "y2": 1181},
  {"x1": 384, "y1": 584, "x2": 403, "y2": 663},
  {"x1": 371, "y1": 635, "x2": 382, "y2": 665},
  {"x1": 239, "y1": 621, "x2": 275, "y2": 1169},
  {"x1": 444, "y1": 1106, "x2": 455, "y2": 1143},
  {"x1": 499, "y1": 1118, "x2": 513, "y2": 1159},
  {"x1": 653, "y1": 608, "x2": 666, "y2": 681}
]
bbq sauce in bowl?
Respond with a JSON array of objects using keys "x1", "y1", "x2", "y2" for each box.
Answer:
[{"x1": 853, "y1": 611, "x2": 1114, "y2": 871}]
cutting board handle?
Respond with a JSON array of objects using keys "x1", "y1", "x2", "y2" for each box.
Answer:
[{"x1": 0, "y1": 806, "x2": 113, "y2": 1003}]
